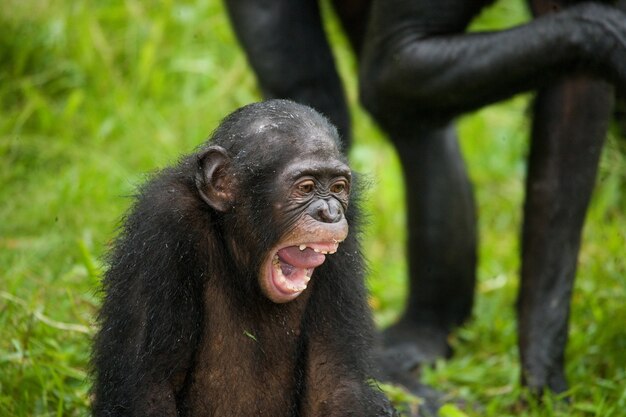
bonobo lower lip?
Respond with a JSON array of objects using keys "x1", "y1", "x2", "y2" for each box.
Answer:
[{"x1": 265, "y1": 241, "x2": 342, "y2": 302}]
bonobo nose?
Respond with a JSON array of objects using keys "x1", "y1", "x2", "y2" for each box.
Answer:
[{"x1": 312, "y1": 199, "x2": 343, "y2": 223}]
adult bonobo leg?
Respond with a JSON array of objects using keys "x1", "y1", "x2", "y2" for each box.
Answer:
[
  {"x1": 518, "y1": 0, "x2": 615, "y2": 394},
  {"x1": 519, "y1": 76, "x2": 613, "y2": 394},
  {"x1": 379, "y1": 122, "x2": 477, "y2": 370},
  {"x1": 224, "y1": 0, "x2": 371, "y2": 148},
  {"x1": 360, "y1": 0, "x2": 626, "y2": 390}
]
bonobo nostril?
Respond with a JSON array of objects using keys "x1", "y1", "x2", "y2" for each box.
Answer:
[
  {"x1": 321, "y1": 199, "x2": 342, "y2": 223},
  {"x1": 312, "y1": 199, "x2": 343, "y2": 223}
]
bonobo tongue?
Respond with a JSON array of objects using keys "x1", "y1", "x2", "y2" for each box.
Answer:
[{"x1": 277, "y1": 246, "x2": 326, "y2": 269}]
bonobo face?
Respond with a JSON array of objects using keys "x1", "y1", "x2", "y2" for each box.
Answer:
[
  {"x1": 196, "y1": 138, "x2": 351, "y2": 303},
  {"x1": 195, "y1": 100, "x2": 350, "y2": 303},
  {"x1": 259, "y1": 151, "x2": 351, "y2": 303}
]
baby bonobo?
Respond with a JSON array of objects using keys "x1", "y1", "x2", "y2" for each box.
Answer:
[{"x1": 92, "y1": 100, "x2": 397, "y2": 417}]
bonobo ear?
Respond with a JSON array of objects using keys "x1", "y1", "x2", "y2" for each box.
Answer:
[{"x1": 196, "y1": 146, "x2": 235, "y2": 212}]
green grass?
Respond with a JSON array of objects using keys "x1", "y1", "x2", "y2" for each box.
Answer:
[{"x1": 1, "y1": 1, "x2": 625, "y2": 416}]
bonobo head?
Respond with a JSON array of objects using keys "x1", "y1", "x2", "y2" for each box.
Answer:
[{"x1": 195, "y1": 100, "x2": 350, "y2": 303}]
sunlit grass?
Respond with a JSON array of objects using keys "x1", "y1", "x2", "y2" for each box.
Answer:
[{"x1": 1, "y1": 1, "x2": 625, "y2": 416}]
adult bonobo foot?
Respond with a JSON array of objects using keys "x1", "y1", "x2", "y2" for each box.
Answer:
[{"x1": 383, "y1": 319, "x2": 452, "y2": 367}]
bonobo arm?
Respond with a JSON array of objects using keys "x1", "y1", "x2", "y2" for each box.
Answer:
[
  {"x1": 360, "y1": 0, "x2": 626, "y2": 123},
  {"x1": 92, "y1": 178, "x2": 204, "y2": 416}
]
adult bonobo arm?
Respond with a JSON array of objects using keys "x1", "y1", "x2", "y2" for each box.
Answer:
[{"x1": 360, "y1": 0, "x2": 626, "y2": 124}]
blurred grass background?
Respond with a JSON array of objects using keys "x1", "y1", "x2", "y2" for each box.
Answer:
[{"x1": 1, "y1": 1, "x2": 624, "y2": 416}]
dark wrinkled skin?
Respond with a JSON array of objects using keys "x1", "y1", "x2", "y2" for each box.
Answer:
[
  {"x1": 225, "y1": 0, "x2": 626, "y2": 396},
  {"x1": 92, "y1": 100, "x2": 398, "y2": 417}
]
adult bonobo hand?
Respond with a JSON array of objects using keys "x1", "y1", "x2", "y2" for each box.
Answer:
[{"x1": 92, "y1": 100, "x2": 397, "y2": 417}]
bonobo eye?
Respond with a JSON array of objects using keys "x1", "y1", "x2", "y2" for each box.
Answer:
[
  {"x1": 296, "y1": 180, "x2": 315, "y2": 195},
  {"x1": 330, "y1": 180, "x2": 348, "y2": 194}
]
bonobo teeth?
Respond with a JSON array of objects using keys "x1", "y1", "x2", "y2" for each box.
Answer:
[
  {"x1": 279, "y1": 276, "x2": 307, "y2": 292},
  {"x1": 271, "y1": 254, "x2": 309, "y2": 293},
  {"x1": 298, "y1": 244, "x2": 334, "y2": 254},
  {"x1": 295, "y1": 242, "x2": 341, "y2": 255}
]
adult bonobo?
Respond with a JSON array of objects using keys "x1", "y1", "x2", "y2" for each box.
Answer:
[
  {"x1": 92, "y1": 100, "x2": 397, "y2": 417},
  {"x1": 224, "y1": 0, "x2": 626, "y2": 394}
]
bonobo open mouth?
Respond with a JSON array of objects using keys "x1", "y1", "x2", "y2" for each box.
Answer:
[{"x1": 265, "y1": 241, "x2": 341, "y2": 302}]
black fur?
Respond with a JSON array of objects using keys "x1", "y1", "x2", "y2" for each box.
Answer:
[{"x1": 92, "y1": 100, "x2": 396, "y2": 417}]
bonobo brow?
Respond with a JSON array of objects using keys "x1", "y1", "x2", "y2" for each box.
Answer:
[{"x1": 282, "y1": 160, "x2": 351, "y2": 182}]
